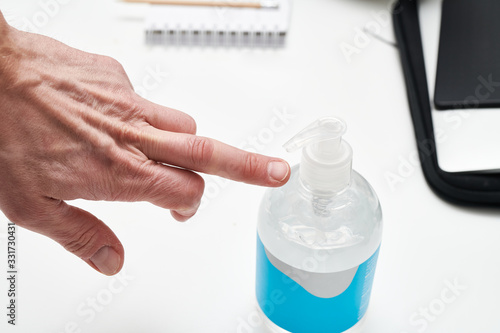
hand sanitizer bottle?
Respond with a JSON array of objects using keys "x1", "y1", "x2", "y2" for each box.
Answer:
[{"x1": 256, "y1": 117, "x2": 382, "y2": 333}]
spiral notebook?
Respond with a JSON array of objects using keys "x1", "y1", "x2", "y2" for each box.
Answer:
[{"x1": 145, "y1": 0, "x2": 291, "y2": 47}]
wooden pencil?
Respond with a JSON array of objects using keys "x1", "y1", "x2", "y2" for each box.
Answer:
[{"x1": 121, "y1": 0, "x2": 279, "y2": 9}]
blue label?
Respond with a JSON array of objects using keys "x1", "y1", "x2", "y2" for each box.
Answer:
[{"x1": 256, "y1": 234, "x2": 380, "y2": 333}]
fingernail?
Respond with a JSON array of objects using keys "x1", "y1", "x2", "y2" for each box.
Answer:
[
  {"x1": 267, "y1": 161, "x2": 290, "y2": 182},
  {"x1": 176, "y1": 208, "x2": 197, "y2": 217},
  {"x1": 90, "y1": 246, "x2": 121, "y2": 276},
  {"x1": 173, "y1": 206, "x2": 199, "y2": 222}
]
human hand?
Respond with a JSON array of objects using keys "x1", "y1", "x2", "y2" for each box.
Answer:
[{"x1": 0, "y1": 14, "x2": 290, "y2": 275}]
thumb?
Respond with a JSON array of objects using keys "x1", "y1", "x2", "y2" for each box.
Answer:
[{"x1": 35, "y1": 200, "x2": 124, "y2": 276}]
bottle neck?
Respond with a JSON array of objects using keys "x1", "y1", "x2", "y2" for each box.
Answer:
[
  {"x1": 299, "y1": 142, "x2": 353, "y2": 193},
  {"x1": 297, "y1": 172, "x2": 351, "y2": 218}
]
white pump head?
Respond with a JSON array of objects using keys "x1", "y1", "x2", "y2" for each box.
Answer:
[{"x1": 283, "y1": 117, "x2": 353, "y2": 193}]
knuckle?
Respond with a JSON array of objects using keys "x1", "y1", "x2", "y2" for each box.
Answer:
[
  {"x1": 173, "y1": 173, "x2": 204, "y2": 210},
  {"x1": 117, "y1": 123, "x2": 141, "y2": 145},
  {"x1": 60, "y1": 226, "x2": 100, "y2": 259},
  {"x1": 136, "y1": 165, "x2": 205, "y2": 211},
  {"x1": 100, "y1": 55, "x2": 124, "y2": 71},
  {"x1": 240, "y1": 153, "x2": 263, "y2": 179},
  {"x1": 187, "y1": 136, "x2": 214, "y2": 169},
  {"x1": 114, "y1": 159, "x2": 154, "y2": 201},
  {"x1": 102, "y1": 152, "x2": 146, "y2": 201},
  {"x1": 129, "y1": 100, "x2": 148, "y2": 122},
  {"x1": 95, "y1": 55, "x2": 131, "y2": 91},
  {"x1": 184, "y1": 174, "x2": 205, "y2": 206},
  {"x1": 93, "y1": 138, "x2": 119, "y2": 170}
]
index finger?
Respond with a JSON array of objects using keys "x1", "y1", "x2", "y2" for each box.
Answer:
[{"x1": 140, "y1": 128, "x2": 290, "y2": 187}]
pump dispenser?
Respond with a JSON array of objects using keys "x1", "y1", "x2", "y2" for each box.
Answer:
[
  {"x1": 284, "y1": 117, "x2": 352, "y2": 193},
  {"x1": 256, "y1": 117, "x2": 382, "y2": 333}
]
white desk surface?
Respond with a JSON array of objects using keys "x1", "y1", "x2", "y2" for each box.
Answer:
[{"x1": 1, "y1": 0, "x2": 499, "y2": 332}]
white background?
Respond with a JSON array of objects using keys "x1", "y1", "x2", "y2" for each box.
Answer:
[{"x1": 1, "y1": 0, "x2": 499, "y2": 332}]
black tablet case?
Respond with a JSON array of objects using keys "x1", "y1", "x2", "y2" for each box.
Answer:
[
  {"x1": 434, "y1": 0, "x2": 500, "y2": 110},
  {"x1": 392, "y1": 0, "x2": 500, "y2": 206}
]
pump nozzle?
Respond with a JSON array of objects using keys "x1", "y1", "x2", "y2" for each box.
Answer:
[
  {"x1": 283, "y1": 118, "x2": 346, "y2": 153},
  {"x1": 284, "y1": 117, "x2": 353, "y2": 193}
]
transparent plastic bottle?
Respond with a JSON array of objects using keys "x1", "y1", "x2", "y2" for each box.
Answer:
[{"x1": 256, "y1": 117, "x2": 382, "y2": 333}]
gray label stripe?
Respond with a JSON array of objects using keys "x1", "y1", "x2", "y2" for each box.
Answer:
[{"x1": 264, "y1": 249, "x2": 358, "y2": 298}]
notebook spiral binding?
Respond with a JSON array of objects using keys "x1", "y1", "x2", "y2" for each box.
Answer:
[
  {"x1": 144, "y1": 1, "x2": 290, "y2": 48},
  {"x1": 146, "y1": 26, "x2": 287, "y2": 47}
]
